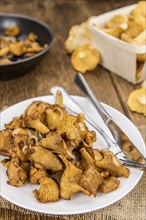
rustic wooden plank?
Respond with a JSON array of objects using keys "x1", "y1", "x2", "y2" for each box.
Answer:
[{"x1": 110, "y1": 73, "x2": 146, "y2": 127}]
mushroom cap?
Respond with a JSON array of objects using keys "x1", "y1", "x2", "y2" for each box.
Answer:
[
  {"x1": 71, "y1": 44, "x2": 100, "y2": 73},
  {"x1": 33, "y1": 177, "x2": 59, "y2": 202},
  {"x1": 127, "y1": 88, "x2": 146, "y2": 116}
]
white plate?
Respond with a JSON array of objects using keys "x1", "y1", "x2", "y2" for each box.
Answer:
[{"x1": 0, "y1": 96, "x2": 145, "y2": 215}]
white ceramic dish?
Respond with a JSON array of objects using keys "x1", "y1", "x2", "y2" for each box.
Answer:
[
  {"x1": 88, "y1": 4, "x2": 146, "y2": 84},
  {"x1": 0, "y1": 95, "x2": 145, "y2": 215}
]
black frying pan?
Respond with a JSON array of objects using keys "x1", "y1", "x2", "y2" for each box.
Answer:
[{"x1": 0, "y1": 14, "x2": 54, "y2": 80}]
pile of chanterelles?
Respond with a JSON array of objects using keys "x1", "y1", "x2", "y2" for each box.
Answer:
[
  {"x1": 0, "y1": 24, "x2": 46, "y2": 65},
  {"x1": 0, "y1": 91, "x2": 130, "y2": 203}
]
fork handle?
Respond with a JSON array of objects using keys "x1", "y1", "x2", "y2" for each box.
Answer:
[{"x1": 75, "y1": 73, "x2": 112, "y2": 123}]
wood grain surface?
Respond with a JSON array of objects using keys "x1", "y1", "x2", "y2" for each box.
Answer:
[{"x1": 0, "y1": 0, "x2": 145, "y2": 220}]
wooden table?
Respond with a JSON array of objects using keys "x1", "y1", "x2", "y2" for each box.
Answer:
[{"x1": 0, "y1": 0, "x2": 145, "y2": 220}]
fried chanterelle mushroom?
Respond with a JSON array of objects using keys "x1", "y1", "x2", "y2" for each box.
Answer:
[
  {"x1": 7, "y1": 160, "x2": 27, "y2": 187},
  {"x1": 33, "y1": 177, "x2": 60, "y2": 202},
  {"x1": 79, "y1": 148, "x2": 104, "y2": 196},
  {"x1": 0, "y1": 90, "x2": 130, "y2": 203},
  {"x1": 59, "y1": 155, "x2": 90, "y2": 200},
  {"x1": 95, "y1": 150, "x2": 130, "y2": 178},
  {"x1": 0, "y1": 24, "x2": 47, "y2": 65},
  {"x1": 28, "y1": 146, "x2": 62, "y2": 171}
]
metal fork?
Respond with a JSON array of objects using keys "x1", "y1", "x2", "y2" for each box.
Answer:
[
  {"x1": 75, "y1": 73, "x2": 146, "y2": 168},
  {"x1": 51, "y1": 86, "x2": 146, "y2": 169},
  {"x1": 65, "y1": 105, "x2": 146, "y2": 169}
]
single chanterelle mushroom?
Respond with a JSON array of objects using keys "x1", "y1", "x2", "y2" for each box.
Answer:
[
  {"x1": 99, "y1": 176, "x2": 120, "y2": 193},
  {"x1": 65, "y1": 22, "x2": 92, "y2": 54},
  {"x1": 36, "y1": 132, "x2": 67, "y2": 155},
  {"x1": 45, "y1": 107, "x2": 65, "y2": 130},
  {"x1": 59, "y1": 155, "x2": 90, "y2": 200},
  {"x1": 6, "y1": 160, "x2": 27, "y2": 187},
  {"x1": 33, "y1": 177, "x2": 60, "y2": 202},
  {"x1": 29, "y1": 165, "x2": 47, "y2": 184},
  {"x1": 79, "y1": 148, "x2": 103, "y2": 196},
  {"x1": 79, "y1": 165, "x2": 103, "y2": 197},
  {"x1": 24, "y1": 118, "x2": 49, "y2": 134},
  {"x1": 28, "y1": 146, "x2": 62, "y2": 171},
  {"x1": 95, "y1": 150, "x2": 130, "y2": 178}
]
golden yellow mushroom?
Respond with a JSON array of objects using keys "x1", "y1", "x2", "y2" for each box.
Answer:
[
  {"x1": 120, "y1": 33, "x2": 136, "y2": 44},
  {"x1": 127, "y1": 88, "x2": 146, "y2": 116},
  {"x1": 0, "y1": 58, "x2": 12, "y2": 65},
  {"x1": 65, "y1": 22, "x2": 92, "y2": 54},
  {"x1": 1, "y1": 158, "x2": 11, "y2": 168},
  {"x1": 0, "y1": 37, "x2": 10, "y2": 49},
  {"x1": 7, "y1": 161, "x2": 27, "y2": 187},
  {"x1": 33, "y1": 177, "x2": 59, "y2": 202},
  {"x1": 28, "y1": 146, "x2": 62, "y2": 171},
  {"x1": 99, "y1": 176, "x2": 120, "y2": 193},
  {"x1": 37, "y1": 132, "x2": 67, "y2": 155},
  {"x1": 59, "y1": 155, "x2": 90, "y2": 200},
  {"x1": 5, "y1": 117, "x2": 21, "y2": 130},
  {"x1": 28, "y1": 32, "x2": 38, "y2": 42},
  {"x1": 0, "y1": 130, "x2": 12, "y2": 156},
  {"x1": 55, "y1": 90, "x2": 63, "y2": 107},
  {"x1": 10, "y1": 41, "x2": 26, "y2": 56},
  {"x1": 80, "y1": 165, "x2": 103, "y2": 197},
  {"x1": 95, "y1": 150, "x2": 130, "y2": 178},
  {"x1": 45, "y1": 107, "x2": 64, "y2": 130},
  {"x1": 101, "y1": 22, "x2": 128, "y2": 38},
  {"x1": 25, "y1": 118, "x2": 49, "y2": 134},
  {"x1": 136, "y1": 54, "x2": 146, "y2": 63},
  {"x1": 122, "y1": 21, "x2": 144, "y2": 39},
  {"x1": 131, "y1": 1, "x2": 146, "y2": 18},
  {"x1": 29, "y1": 166, "x2": 47, "y2": 184},
  {"x1": 105, "y1": 14, "x2": 128, "y2": 29},
  {"x1": 71, "y1": 44, "x2": 100, "y2": 73},
  {"x1": 0, "y1": 47, "x2": 10, "y2": 57},
  {"x1": 22, "y1": 101, "x2": 48, "y2": 119},
  {"x1": 26, "y1": 42, "x2": 43, "y2": 53},
  {"x1": 4, "y1": 24, "x2": 21, "y2": 37},
  {"x1": 134, "y1": 30, "x2": 146, "y2": 46}
]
